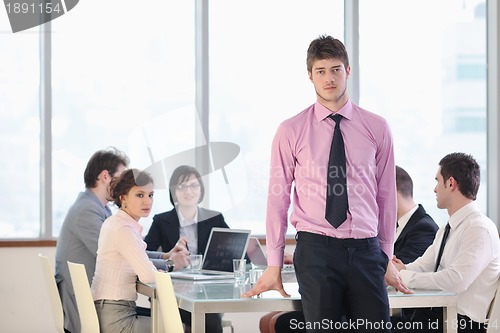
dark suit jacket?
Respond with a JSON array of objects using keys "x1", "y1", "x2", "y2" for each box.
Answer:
[
  {"x1": 144, "y1": 207, "x2": 229, "y2": 254},
  {"x1": 394, "y1": 204, "x2": 439, "y2": 264}
]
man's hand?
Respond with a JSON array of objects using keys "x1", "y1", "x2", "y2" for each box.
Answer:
[
  {"x1": 241, "y1": 266, "x2": 290, "y2": 298},
  {"x1": 385, "y1": 260, "x2": 412, "y2": 294},
  {"x1": 391, "y1": 256, "x2": 406, "y2": 272}
]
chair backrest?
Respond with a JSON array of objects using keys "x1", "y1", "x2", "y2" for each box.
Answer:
[
  {"x1": 67, "y1": 261, "x2": 100, "y2": 333},
  {"x1": 39, "y1": 253, "x2": 65, "y2": 333},
  {"x1": 487, "y1": 278, "x2": 500, "y2": 333},
  {"x1": 154, "y1": 271, "x2": 184, "y2": 333}
]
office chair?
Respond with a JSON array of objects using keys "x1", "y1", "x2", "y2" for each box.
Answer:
[
  {"x1": 154, "y1": 271, "x2": 185, "y2": 333},
  {"x1": 38, "y1": 253, "x2": 65, "y2": 333},
  {"x1": 259, "y1": 311, "x2": 291, "y2": 333},
  {"x1": 67, "y1": 262, "x2": 100, "y2": 333},
  {"x1": 487, "y1": 279, "x2": 500, "y2": 333}
]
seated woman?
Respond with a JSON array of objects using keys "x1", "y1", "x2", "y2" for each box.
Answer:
[
  {"x1": 91, "y1": 169, "x2": 162, "y2": 333},
  {"x1": 145, "y1": 165, "x2": 229, "y2": 333}
]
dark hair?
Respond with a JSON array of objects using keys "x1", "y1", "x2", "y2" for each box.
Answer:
[
  {"x1": 439, "y1": 153, "x2": 480, "y2": 200},
  {"x1": 306, "y1": 35, "x2": 349, "y2": 73},
  {"x1": 169, "y1": 165, "x2": 205, "y2": 205},
  {"x1": 83, "y1": 147, "x2": 129, "y2": 188},
  {"x1": 109, "y1": 168, "x2": 154, "y2": 208},
  {"x1": 396, "y1": 166, "x2": 413, "y2": 198}
]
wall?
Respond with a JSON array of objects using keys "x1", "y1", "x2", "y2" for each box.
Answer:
[
  {"x1": 0, "y1": 247, "x2": 57, "y2": 333},
  {"x1": 0, "y1": 245, "x2": 295, "y2": 333}
]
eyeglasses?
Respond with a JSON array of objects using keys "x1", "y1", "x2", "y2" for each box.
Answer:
[{"x1": 176, "y1": 183, "x2": 201, "y2": 191}]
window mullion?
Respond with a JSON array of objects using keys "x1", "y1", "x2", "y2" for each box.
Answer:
[{"x1": 40, "y1": 21, "x2": 53, "y2": 239}]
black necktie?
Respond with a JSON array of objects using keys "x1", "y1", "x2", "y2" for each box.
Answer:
[
  {"x1": 325, "y1": 114, "x2": 348, "y2": 228},
  {"x1": 434, "y1": 223, "x2": 451, "y2": 272}
]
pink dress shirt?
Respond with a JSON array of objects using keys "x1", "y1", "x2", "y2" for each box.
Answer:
[
  {"x1": 266, "y1": 100, "x2": 397, "y2": 266},
  {"x1": 91, "y1": 209, "x2": 157, "y2": 301}
]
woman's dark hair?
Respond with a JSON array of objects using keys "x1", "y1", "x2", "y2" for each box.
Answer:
[
  {"x1": 84, "y1": 147, "x2": 129, "y2": 188},
  {"x1": 109, "y1": 168, "x2": 154, "y2": 208},
  {"x1": 169, "y1": 165, "x2": 205, "y2": 205}
]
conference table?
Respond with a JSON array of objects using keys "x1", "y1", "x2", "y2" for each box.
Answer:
[{"x1": 137, "y1": 273, "x2": 458, "y2": 333}]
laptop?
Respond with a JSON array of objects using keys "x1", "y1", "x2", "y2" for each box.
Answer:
[
  {"x1": 246, "y1": 236, "x2": 295, "y2": 273},
  {"x1": 246, "y1": 236, "x2": 268, "y2": 267},
  {"x1": 169, "y1": 228, "x2": 251, "y2": 280}
]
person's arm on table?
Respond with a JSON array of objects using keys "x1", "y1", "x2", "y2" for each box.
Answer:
[
  {"x1": 160, "y1": 237, "x2": 190, "y2": 270},
  {"x1": 385, "y1": 260, "x2": 412, "y2": 293},
  {"x1": 392, "y1": 256, "x2": 406, "y2": 271},
  {"x1": 160, "y1": 237, "x2": 189, "y2": 259}
]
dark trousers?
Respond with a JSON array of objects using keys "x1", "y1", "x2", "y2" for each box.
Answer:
[
  {"x1": 294, "y1": 232, "x2": 390, "y2": 333},
  {"x1": 391, "y1": 308, "x2": 486, "y2": 333}
]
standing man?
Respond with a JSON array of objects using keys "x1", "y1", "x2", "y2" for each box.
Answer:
[
  {"x1": 394, "y1": 165, "x2": 438, "y2": 264},
  {"x1": 55, "y1": 147, "x2": 188, "y2": 333},
  {"x1": 244, "y1": 35, "x2": 409, "y2": 332},
  {"x1": 260, "y1": 166, "x2": 436, "y2": 333},
  {"x1": 393, "y1": 153, "x2": 500, "y2": 333}
]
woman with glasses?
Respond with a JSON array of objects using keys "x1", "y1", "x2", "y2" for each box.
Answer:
[{"x1": 144, "y1": 164, "x2": 228, "y2": 333}]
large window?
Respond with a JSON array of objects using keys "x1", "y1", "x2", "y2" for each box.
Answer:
[
  {"x1": 359, "y1": 0, "x2": 487, "y2": 225},
  {"x1": 50, "y1": 0, "x2": 196, "y2": 236},
  {"x1": 0, "y1": 12, "x2": 40, "y2": 237},
  {"x1": 209, "y1": 0, "x2": 344, "y2": 235},
  {"x1": 0, "y1": 0, "x2": 491, "y2": 239}
]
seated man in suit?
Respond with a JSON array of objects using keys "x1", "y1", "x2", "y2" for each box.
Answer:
[
  {"x1": 394, "y1": 165, "x2": 438, "y2": 264},
  {"x1": 260, "y1": 166, "x2": 439, "y2": 333},
  {"x1": 393, "y1": 153, "x2": 500, "y2": 333}
]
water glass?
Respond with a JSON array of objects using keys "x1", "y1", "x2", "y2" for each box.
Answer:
[
  {"x1": 233, "y1": 259, "x2": 246, "y2": 284},
  {"x1": 249, "y1": 269, "x2": 263, "y2": 286},
  {"x1": 189, "y1": 254, "x2": 203, "y2": 273}
]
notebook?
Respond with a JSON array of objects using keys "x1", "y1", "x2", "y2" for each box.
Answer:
[{"x1": 169, "y1": 228, "x2": 251, "y2": 280}]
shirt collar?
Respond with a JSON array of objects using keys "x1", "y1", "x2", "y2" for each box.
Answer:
[
  {"x1": 177, "y1": 206, "x2": 198, "y2": 227},
  {"x1": 115, "y1": 209, "x2": 143, "y2": 233},
  {"x1": 397, "y1": 204, "x2": 419, "y2": 231},
  {"x1": 314, "y1": 99, "x2": 353, "y2": 122},
  {"x1": 448, "y1": 201, "x2": 478, "y2": 229}
]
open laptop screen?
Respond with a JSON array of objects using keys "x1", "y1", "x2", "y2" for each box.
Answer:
[
  {"x1": 202, "y1": 228, "x2": 250, "y2": 274},
  {"x1": 246, "y1": 236, "x2": 268, "y2": 267}
]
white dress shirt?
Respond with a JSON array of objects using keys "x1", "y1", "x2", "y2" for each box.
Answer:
[
  {"x1": 91, "y1": 209, "x2": 157, "y2": 301},
  {"x1": 395, "y1": 204, "x2": 419, "y2": 240},
  {"x1": 400, "y1": 201, "x2": 500, "y2": 323},
  {"x1": 178, "y1": 207, "x2": 199, "y2": 254}
]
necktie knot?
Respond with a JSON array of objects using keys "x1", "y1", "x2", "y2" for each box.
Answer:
[{"x1": 330, "y1": 114, "x2": 343, "y2": 127}]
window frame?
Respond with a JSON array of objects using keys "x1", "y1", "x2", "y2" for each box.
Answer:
[{"x1": 1, "y1": 0, "x2": 498, "y2": 245}]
